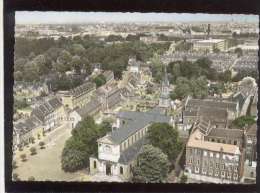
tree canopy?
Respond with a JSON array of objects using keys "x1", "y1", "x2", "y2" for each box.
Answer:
[
  {"x1": 61, "y1": 116, "x2": 111, "y2": 172},
  {"x1": 147, "y1": 123, "x2": 182, "y2": 161},
  {"x1": 132, "y1": 144, "x2": 170, "y2": 183},
  {"x1": 231, "y1": 115, "x2": 256, "y2": 129}
]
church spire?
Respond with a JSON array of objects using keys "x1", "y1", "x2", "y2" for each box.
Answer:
[{"x1": 159, "y1": 63, "x2": 170, "y2": 108}]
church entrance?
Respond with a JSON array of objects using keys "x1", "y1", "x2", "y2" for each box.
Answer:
[{"x1": 106, "y1": 163, "x2": 112, "y2": 176}]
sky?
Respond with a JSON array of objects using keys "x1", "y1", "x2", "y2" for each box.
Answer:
[{"x1": 15, "y1": 11, "x2": 259, "y2": 24}]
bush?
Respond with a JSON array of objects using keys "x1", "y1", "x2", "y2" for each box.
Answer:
[
  {"x1": 30, "y1": 147, "x2": 37, "y2": 155},
  {"x1": 12, "y1": 161, "x2": 17, "y2": 169},
  {"x1": 39, "y1": 141, "x2": 45, "y2": 149},
  {"x1": 28, "y1": 176, "x2": 35, "y2": 181},
  {"x1": 12, "y1": 173, "x2": 20, "y2": 181},
  {"x1": 180, "y1": 174, "x2": 188, "y2": 183},
  {"x1": 20, "y1": 154, "x2": 26, "y2": 162}
]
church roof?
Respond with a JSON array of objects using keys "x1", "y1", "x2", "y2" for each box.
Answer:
[
  {"x1": 118, "y1": 137, "x2": 147, "y2": 164},
  {"x1": 109, "y1": 109, "x2": 171, "y2": 144}
]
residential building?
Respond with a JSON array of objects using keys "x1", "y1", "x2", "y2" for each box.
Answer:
[
  {"x1": 59, "y1": 82, "x2": 96, "y2": 110},
  {"x1": 185, "y1": 127, "x2": 244, "y2": 183},
  {"x1": 13, "y1": 116, "x2": 44, "y2": 149},
  {"x1": 31, "y1": 97, "x2": 65, "y2": 131}
]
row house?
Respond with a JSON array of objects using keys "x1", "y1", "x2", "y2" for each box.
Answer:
[
  {"x1": 31, "y1": 97, "x2": 65, "y2": 131},
  {"x1": 59, "y1": 81, "x2": 96, "y2": 110},
  {"x1": 13, "y1": 115, "x2": 44, "y2": 149}
]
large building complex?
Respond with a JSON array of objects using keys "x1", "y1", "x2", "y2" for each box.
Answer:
[{"x1": 193, "y1": 39, "x2": 227, "y2": 53}]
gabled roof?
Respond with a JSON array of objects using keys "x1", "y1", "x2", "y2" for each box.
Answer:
[
  {"x1": 75, "y1": 99, "x2": 102, "y2": 118},
  {"x1": 109, "y1": 109, "x2": 171, "y2": 144},
  {"x1": 208, "y1": 128, "x2": 244, "y2": 139},
  {"x1": 68, "y1": 82, "x2": 96, "y2": 97},
  {"x1": 14, "y1": 116, "x2": 42, "y2": 135},
  {"x1": 31, "y1": 97, "x2": 62, "y2": 121},
  {"x1": 186, "y1": 98, "x2": 237, "y2": 112}
]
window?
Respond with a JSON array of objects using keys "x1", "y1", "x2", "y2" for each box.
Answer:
[
  {"x1": 195, "y1": 167, "x2": 200, "y2": 173},
  {"x1": 215, "y1": 163, "x2": 219, "y2": 168},
  {"x1": 196, "y1": 160, "x2": 200, "y2": 165},
  {"x1": 221, "y1": 164, "x2": 225, "y2": 170},
  {"x1": 221, "y1": 171, "x2": 225, "y2": 178},
  {"x1": 208, "y1": 169, "x2": 213, "y2": 176},
  {"x1": 234, "y1": 140, "x2": 237, "y2": 145},
  {"x1": 94, "y1": 161, "x2": 97, "y2": 169},
  {"x1": 203, "y1": 151, "x2": 208, "y2": 157},
  {"x1": 210, "y1": 152, "x2": 214, "y2": 157},
  {"x1": 233, "y1": 173, "x2": 238, "y2": 180},
  {"x1": 202, "y1": 168, "x2": 207, "y2": 175},
  {"x1": 215, "y1": 170, "x2": 219, "y2": 177},
  {"x1": 217, "y1": 139, "x2": 220, "y2": 143},
  {"x1": 212, "y1": 139, "x2": 215, "y2": 142},
  {"x1": 120, "y1": 166, "x2": 123, "y2": 175},
  {"x1": 216, "y1": 153, "x2": 220, "y2": 158}
]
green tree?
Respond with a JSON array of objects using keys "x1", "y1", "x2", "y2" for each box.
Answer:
[
  {"x1": 232, "y1": 115, "x2": 256, "y2": 129},
  {"x1": 20, "y1": 154, "x2": 27, "y2": 162},
  {"x1": 61, "y1": 117, "x2": 111, "y2": 172},
  {"x1": 191, "y1": 76, "x2": 208, "y2": 99},
  {"x1": 132, "y1": 145, "x2": 170, "y2": 183},
  {"x1": 171, "y1": 77, "x2": 191, "y2": 100},
  {"x1": 13, "y1": 173, "x2": 20, "y2": 181},
  {"x1": 12, "y1": 160, "x2": 17, "y2": 169},
  {"x1": 93, "y1": 74, "x2": 106, "y2": 88},
  {"x1": 180, "y1": 174, "x2": 188, "y2": 183},
  {"x1": 30, "y1": 147, "x2": 37, "y2": 155},
  {"x1": 234, "y1": 47, "x2": 243, "y2": 57},
  {"x1": 39, "y1": 141, "x2": 45, "y2": 149},
  {"x1": 147, "y1": 123, "x2": 182, "y2": 161},
  {"x1": 28, "y1": 176, "x2": 35, "y2": 181}
]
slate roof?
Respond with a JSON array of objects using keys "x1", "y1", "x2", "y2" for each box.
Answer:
[
  {"x1": 118, "y1": 137, "x2": 147, "y2": 164},
  {"x1": 186, "y1": 98, "x2": 237, "y2": 112},
  {"x1": 208, "y1": 128, "x2": 244, "y2": 139},
  {"x1": 102, "y1": 70, "x2": 114, "y2": 82},
  {"x1": 68, "y1": 82, "x2": 95, "y2": 97},
  {"x1": 76, "y1": 99, "x2": 102, "y2": 118},
  {"x1": 247, "y1": 124, "x2": 257, "y2": 137},
  {"x1": 109, "y1": 109, "x2": 171, "y2": 144},
  {"x1": 198, "y1": 107, "x2": 228, "y2": 123},
  {"x1": 14, "y1": 116, "x2": 42, "y2": 135},
  {"x1": 31, "y1": 97, "x2": 62, "y2": 122}
]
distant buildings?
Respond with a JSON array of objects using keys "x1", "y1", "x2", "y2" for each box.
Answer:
[{"x1": 193, "y1": 39, "x2": 227, "y2": 53}]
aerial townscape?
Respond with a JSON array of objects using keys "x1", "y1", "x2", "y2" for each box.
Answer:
[{"x1": 12, "y1": 12, "x2": 258, "y2": 184}]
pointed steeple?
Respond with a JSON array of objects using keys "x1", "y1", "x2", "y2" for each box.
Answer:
[{"x1": 159, "y1": 63, "x2": 170, "y2": 108}]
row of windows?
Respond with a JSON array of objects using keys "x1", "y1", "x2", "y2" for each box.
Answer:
[
  {"x1": 206, "y1": 138, "x2": 238, "y2": 145},
  {"x1": 120, "y1": 127, "x2": 148, "y2": 151},
  {"x1": 188, "y1": 158, "x2": 238, "y2": 171},
  {"x1": 194, "y1": 167, "x2": 238, "y2": 180}
]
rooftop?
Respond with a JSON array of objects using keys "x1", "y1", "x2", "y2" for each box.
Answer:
[
  {"x1": 187, "y1": 129, "x2": 241, "y2": 155},
  {"x1": 196, "y1": 39, "x2": 225, "y2": 43},
  {"x1": 105, "y1": 109, "x2": 171, "y2": 144}
]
